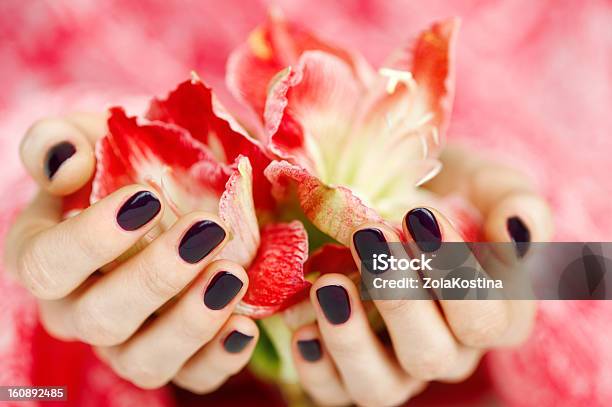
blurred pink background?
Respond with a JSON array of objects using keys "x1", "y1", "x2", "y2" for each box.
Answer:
[{"x1": 1, "y1": 1, "x2": 612, "y2": 406}]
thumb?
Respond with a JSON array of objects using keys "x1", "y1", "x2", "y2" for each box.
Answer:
[{"x1": 19, "y1": 112, "x2": 106, "y2": 196}]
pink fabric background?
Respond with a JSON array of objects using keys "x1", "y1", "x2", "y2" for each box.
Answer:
[{"x1": 1, "y1": 1, "x2": 611, "y2": 405}]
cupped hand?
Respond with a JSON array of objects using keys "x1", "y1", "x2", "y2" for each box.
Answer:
[
  {"x1": 290, "y1": 146, "x2": 554, "y2": 407},
  {"x1": 4, "y1": 114, "x2": 258, "y2": 392}
]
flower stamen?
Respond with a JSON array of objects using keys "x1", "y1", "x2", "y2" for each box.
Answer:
[{"x1": 379, "y1": 68, "x2": 417, "y2": 94}]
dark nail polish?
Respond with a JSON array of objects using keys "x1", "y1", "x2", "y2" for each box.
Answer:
[
  {"x1": 204, "y1": 272, "x2": 243, "y2": 310},
  {"x1": 44, "y1": 142, "x2": 76, "y2": 179},
  {"x1": 179, "y1": 220, "x2": 226, "y2": 264},
  {"x1": 316, "y1": 285, "x2": 351, "y2": 325},
  {"x1": 507, "y1": 216, "x2": 531, "y2": 258},
  {"x1": 116, "y1": 191, "x2": 161, "y2": 231},
  {"x1": 405, "y1": 208, "x2": 442, "y2": 252},
  {"x1": 297, "y1": 339, "x2": 322, "y2": 362},
  {"x1": 223, "y1": 330, "x2": 253, "y2": 354},
  {"x1": 353, "y1": 228, "x2": 390, "y2": 274}
]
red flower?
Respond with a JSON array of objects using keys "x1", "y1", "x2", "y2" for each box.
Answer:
[
  {"x1": 67, "y1": 77, "x2": 310, "y2": 318},
  {"x1": 228, "y1": 12, "x2": 462, "y2": 247}
]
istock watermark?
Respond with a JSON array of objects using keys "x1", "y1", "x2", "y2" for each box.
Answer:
[
  {"x1": 359, "y1": 242, "x2": 612, "y2": 301},
  {"x1": 371, "y1": 253, "x2": 433, "y2": 272}
]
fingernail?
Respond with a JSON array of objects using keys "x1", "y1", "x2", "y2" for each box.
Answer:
[
  {"x1": 224, "y1": 330, "x2": 254, "y2": 354},
  {"x1": 179, "y1": 220, "x2": 226, "y2": 264},
  {"x1": 316, "y1": 285, "x2": 351, "y2": 325},
  {"x1": 405, "y1": 208, "x2": 442, "y2": 252},
  {"x1": 204, "y1": 272, "x2": 243, "y2": 310},
  {"x1": 297, "y1": 339, "x2": 322, "y2": 362},
  {"x1": 353, "y1": 228, "x2": 390, "y2": 274},
  {"x1": 44, "y1": 141, "x2": 76, "y2": 179},
  {"x1": 507, "y1": 216, "x2": 531, "y2": 258},
  {"x1": 116, "y1": 191, "x2": 161, "y2": 231}
]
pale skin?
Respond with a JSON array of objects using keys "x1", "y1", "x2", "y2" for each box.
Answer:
[
  {"x1": 5, "y1": 113, "x2": 553, "y2": 405},
  {"x1": 4, "y1": 113, "x2": 259, "y2": 392},
  {"x1": 291, "y1": 148, "x2": 554, "y2": 406}
]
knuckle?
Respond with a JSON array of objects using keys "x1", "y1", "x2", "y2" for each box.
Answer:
[
  {"x1": 375, "y1": 299, "x2": 417, "y2": 315},
  {"x1": 452, "y1": 305, "x2": 510, "y2": 347},
  {"x1": 401, "y1": 343, "x2": 457, "y2": 380},
  {"x1": 350, "y1": 384, "x2": 398, "y2": 407},
  {"x1": 137, "y1": 256, "x2": 183, "y2": 302},
  {"x1": 115, "y1": 357, "x2": 168, "y2": 389},
  {"x1": 177, "y1": 309, "x2": 216, "y2": 343},
  {"x1": 18, "y1": 240, "x2": 62, "y2": 299},
  {"x1": 73, "y1": 228, "x2": 107, "y2": 264},
  {"x1": 324, "y1": 336, "x2": 361, "y2": 360},
  {"x1": 72, "y1": 299, "x2": 125, "y2": 345}
]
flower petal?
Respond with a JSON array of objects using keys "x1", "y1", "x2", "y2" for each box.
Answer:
[
  {"x1": 237, "y1": 220, "x2": 310, "y2": 318},
  {"x1": 227, "y1": 10, "x2": 374, "y2": 118},
  {"x1": 265, "y1": 160, "x2": 384, "y2": 246},
  {"x1": 92, "y1": 108, "x2": 231, "y2": 226},
  {"x1": 358, "y1": 18, "x2": 460, "y2": 153},
  {"x1": 304, "y1": 244, "x2": 357, "y2": 277},
  {"x1": 146, "y1": 78, "x2": 276, "y2": 213},
  {"x1": 218, "y1": 156, "x2": 261, "y2": 267},
  {"x1": 331, "y1": 19, "x2": 459, "y2": 213},
  {"x1": 264, "y1": 51, "x2": 363, "y2": 182}
]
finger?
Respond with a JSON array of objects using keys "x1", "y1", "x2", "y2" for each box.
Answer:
[
  {"x1": 403, "y1": 207, "x2": 512, "y2": 348},
  {"x1": 426, "y1": 147, "x2": 553, "y2": 254},
  {"x1": 312, "y1": 274, "x2": 424, "y2": 407},
  {"x1": 20, "y1": 117, "x2": 99, "y2": 195},
  {"x1": 9, "y1": 186, "x2": 164, "y2": 299},
  {"x1": 98, "y1": 260, "x2": 248, "y2": 389},
  {"x1": 65, "y1": 112, "x2": 108, "y2": 143},
  {"x1": 479, "y1": 197, "x2": 544, "y2": 346},
  {"x1": 292, "y1": 324, "x2": 351, "y2": 406},
  {"x1": 424, "y1": 146, "x2": 535, "y2": 212},
  {"x1": 484, "y1": 191, "x2": 554, "y2": 257},
  {"x1": 4, "y1": 192, "x2": 60, "y2": 280},
  {"x1": 62, "y1": 212, "x2": 229, "y2": 346},
  {"x1": 350, "y1": 223, "x2": 471, "y2": 380},
  {"x1": 173, "y1": 314, "x2": 258, "y2": 394}
]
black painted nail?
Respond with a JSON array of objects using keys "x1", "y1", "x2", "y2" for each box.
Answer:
[
  {"x1": 316, "y1": 285, "x2": 351, "y2": 325},
  {"x1": 224, "y1": 330, "x2": 253, "y2": 354},
  {"x1": 44, "y1": 141, "x2": 76, "y2": 179},
  {"x1": 297, "y1": 339, "x2": 322, "y2": 362},
  {"x1": 507, "y1": 216, "x2": 531, "y2": 258},
  {"x1": 116, "y1": 191, "x2": 161, "y2": 231},
  {"x1": 353, "y1": 228, "x2": 390, "y2": 274},
  {"x1": 405, "y1": 208, "x2": 442, "y2": 252},
  {"x1": 179, "y1": 220, "x2": 226, "y2": 264},
  {"x1": 204, "y1": 272, "x2": 243, "y2": 310}
]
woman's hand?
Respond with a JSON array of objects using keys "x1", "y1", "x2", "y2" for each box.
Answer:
[
  {"x1": 290, "y1": 147, "x2": 554, "y2": 407},
  {"x1": 4, "y1": 114, "x2": 258, "y2": 392}
]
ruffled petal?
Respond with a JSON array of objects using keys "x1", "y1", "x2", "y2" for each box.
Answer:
[
  {"x1": 237, "y1": 220, "x2": 310, "y2": 318},
  {"x1": 227, "y1": 9, "x2": 374, "y2": 118},
  {"x1": 357, "y1": 18, "x2": 459, "y2": 153},
  {"x1": 304, "y1": 244, "x2": 357, "y2": 277},
  {"x1": 331, "y1": 19, "x2": 459, "y2": 216},
  {"x1": 92, "y1": 108, "x2": 231, "y2": 226},
  {"x1": 264, "y1": 51, "x2": 363, "y2": 181},
  {"x1": 218, "y1": 156, "x2": 261, "y2": 267},
  {"x1": 265, "y1": 160, "x2": 384, "y2": 246},
  {"x1": 146, "y1": 77, "x2": 276, "y2": 213}
]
